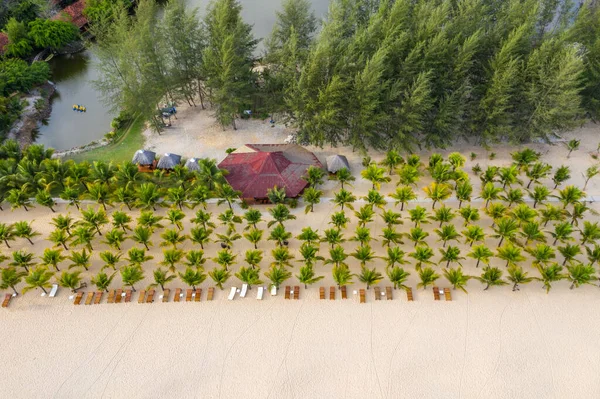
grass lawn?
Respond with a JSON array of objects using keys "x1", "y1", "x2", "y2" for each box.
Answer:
[{"x1": 67, "y1": 116, "x2": 146, "y2": 164}]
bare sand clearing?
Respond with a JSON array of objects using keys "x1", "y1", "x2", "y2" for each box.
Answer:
[{"x1": 1, "y1": 112, "x2": 600, "y2": 398}]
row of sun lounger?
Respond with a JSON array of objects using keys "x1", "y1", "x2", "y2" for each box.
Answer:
[
  {"x1": 317, "y1": 286, "x2": 415, "y2": 302},
  {"x1": 72, "y1": 287, "x2": 216, "y2": 305},
  {"x1": 433, "y1": 286, "x2": 452, "y2": 301}
]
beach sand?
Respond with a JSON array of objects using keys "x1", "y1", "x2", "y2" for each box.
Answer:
[{"x1": 1, "y1": 111, "x2": 600, "y2": 398}]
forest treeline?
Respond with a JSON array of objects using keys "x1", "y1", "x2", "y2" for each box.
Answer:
[{"x1": 92, "y1": 0, "x2": 600, "y2": 151}]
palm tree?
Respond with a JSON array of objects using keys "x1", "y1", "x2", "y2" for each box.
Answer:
[
  {"x1": 497, "y1": 244, "x2": 525, "y2": 268},
  {"x1": 103, "y1": 228, "x2": 127, "y2": 251},
  {"x1": 132, "y1": 226, "x2": 153, "y2": 250},
  {"x1": 166, "y1": 187, "x2": 187, "y2": 211},
  {"x1": 137, "y1": 211, "x2": 165, "y2": 231},
  {"x1": 381, "y1": 149, "x2": 404, "y2": 174},
  {"x1": 60, "y1": 185, "x2": 82, "y2": 210},
  {"x1": 13, "y1": 221, "x2": 40, "y2": 245},
  {"x1": 398, "y1": 164, "x2": 421, "y2": 187},
  {"x1": 558, "y1": 244, "x2": 581, "y2": 266},
  {"x1": 244, "y1": 249, "x2": 263, "y2": 269},
  {"x1": 214, "y1": 249, "x2": 236, "y2": 271},
  {"x1": 524, "y1": 161, "x2": 551, "y2": 188},
  {"x1": 51, "y1": 214, "x2": 75, "y2": 236},
  {"x1": 0, "y1": 223, "x2": 16, "y2": 248},
  {"x1": 40, "y1": 248, "x2": 65, "y2": 272},
  {"x1": 325, "y1": 246, "x2": 348, "y2": 269},
  {"x1": 390, "y1": 186, "x2": 416, "y2": 211},
  {"x1": 566, "y1": 263, "x2": 597, "y2": 289},
  {"x1": 351, "y1": 245, "x2": 376, "y2": 268},
  {"x1": 361, "y1": 163, "x2": 390, "y2": 190},
  {"x1": 580, "y1": 221, "x2": 600, "y2": 245},
  {"x1": 352, "y1": 226, "x2": 373, "y2": 248},
  {"x1": 408, "y1": 206, "x2": 428, "y2": 228},
  {"x1": 443, "y1": 267, "x2": 471, "y2": 293},
  {"x1": 462, "y1": 225, "x2": 485, "y2": 247},
  {"x1": 407, "y1": 227, "x2": 429, "y2": 247},
  {"x1": 566, "y1": 139, "x2": 580, "y2": 158},
  {"x1": 113, "y1": 187, "x2": 135, "y2": 211},
  {"x1": 510, "y1": 204, "x2": 538, "y2": 227},
  {"x1": 557, "y1": 185, "x2": 585, "y2": 209},
  {"x1": 552, "y1": 165, "x2": 571, "y2": 189},
  {"x1": 493, "y1": 217, "x2": 519, "y2": 247},
  {"x1": 216, "y1": 183, "x2": 241, "y2": 210},
  {"x1": 0, "y1": 267, "x2": 27, "y2": 295},
  {"x1": 380, "y1": 209, "x2": 403, "y2": 228},
  {"x1": 80, "y1": 207, "x2": 109, "y2": 236},
  {"x1": 297, "y1": 227, "x2": 320, "y2": 245},
  {"x1": 9, "y1": 250, "x2": 36, "y2": 272},
  {"x1": 302, "y1": 187, "x2": 322, "y2": 213},
  {"x1": 551, "y1": 222, "x2": 574, "y2": 245},
  {"x1": 303, "y1": 165, "x2": 325, "y2": 188},
  {"x1": 148, "y1": 268, "x2": 176, "y2": 291},
  {"x1": 327, "y1": 212, "x2": 349, "y2": 232},
  {"x1": 160, "y1": 229, "x2": 187, "y2": 249},
  {"x1": 112, "y1": 211, "x2": 132, "y2": 232},
  {"x1": 167, "y1": 209, "x2": 186, "y2": 230},
  {"x1": 295, "y1": 265, "x2": 322, "y2": 289},
  {"x1": 455, "y1": 180, "x2": 473, "y2": 209},
  {"x1": 479, "y1": 166, "x2": 498, "y2": 184},
  {"x1": 208, "y1": 267, "x2": 231, "y2": 290},
  {"x1": 520, "y1": 222, "x2": 546, "y2": 245},
  {"x1": 126, "y1": 248, "x2": 153, "y2": 267},
  {"x1": 423, "y1": 182, "x2": 452, "y2": 209},
  {"x1": 537, "y1": 263, "x2": 566, "y2": 293},
  {"x1": 386, "y1": 266, "x2": 410, "y2": 290},
  {"x1": 332, "y1": 264, "x2": 353, "y2": 289},
  {"x1": 485, "y1": 203, "x2": 507, "y2": 227},
  {"x1": 529, "y1": 185, "x2": 550, "y2": 208},
  {"x1": 567, "y1": 202, "x2": 595, "y2": 227},
  {"x1": 161, "y1": 248, "x2": 184, "y2": 273},
  {"x1": 440, "y1": 246, "x2": 464, "y2": 268},
  {"x1": 459, "y1": 206, "x2": 480, "y2": 226},
  {"x1": 271, "y1": 247, "x2": 294, "y2": 268},
  {"x1": 198, "y1": 158, "x2": 225, "y2": 191},
  {"x1": 265, "y1": 265, "x2": 292, "y2": 290},
  {"x1": 268, "y1": 204, "x2": 296, "y2": 227},
  {"x1": 7, "y1": 187, "x2": 33, "y2": 211},
  {"x1": 498, "y1": 165, "x2": 521, "y2": 189},
  {"x1": 86, "y1": 182, "x2": 112, "y2": 210},
  {"x1": 23, "y1": 267, "x2": 54, "y2": 295},
  {"x1": 385, "y1": 247, "x2": 408, "y2": 269},
  {"x1": 507, "y1": 266, "x2": 533, "y2": 291},
  {"x1": 526, "y1": 244, "x2": 556, "y2": 267},
  {"x1": 178, "y1": 267, "x2": 206, "y2": 291},
  {"x1": 435, "y1": 224, "x2": 459, "y2": 247},
  {"x1": 114, "y1": 161, "x2": 143, "y2": 189},
  {"x1": 266, "y1": 185, "x2": 287, "y2": 204},
  {"x1": 502, "y1": 188, "x2": 524, "y2": 207},
  {"x1": 190, "y1": 226, "x2": 212, "y2": 249},
  {"x1": 334, "y1": 167, "x2": 355, "y2": 189},
  {"x1": 243, "y1": 209, "x2": 263, "y2": 230},
  {"x1": 363, "y1": 190, "x2": 387, "y2": 209},
  {"x1": 92, "y1": 271, "x2": 116, "y2": 292},
  {"x1": 358, "y1": 266, "x2": 383, "y2": 289},
  {"x1": 322, "y1": 228, "x2": 345, "y2": 249},
  {"x1": 583, "y1": 165, "x2": 599, "y2": 190},
  {"x1": 268, "y1": 224, "x2": 292, "y2": 247},
  {"x1": 191, "y1": 209, "x2": 215, "y2": 229},
  {"x1": 586, "y1": 244, "x2": 600, "y2": 266},
  {"x1": 99, "y1": 251, "x2": 122, "y2": 271},
  {"x1": 135, "y1": 183, "x2": 163, "y2": 210},
  {"x1": 477, "y1": 267, "x2": 507, "y2": 290},
  {"x1": 430, "y1": 162, "x2": 453, "y2": 184},
  {"x1": 354, "y1": 205, "x2": 375, "y2": 227},
  {"x1": 185, "y1": 250, "x2": 206, "y2": 269},
  {"x1": 468, "y1": 245, "x2": 494, "y2": 268},
  {"x1": 417, "y1": 267, "x2": 440, "y2": 290},
  {"x1": 235, "y1": 266, "x2": 263, "y2": 290},
  {"x1": 380, "y1": 227, "x2": 403, "y2": 248},
  {"x1": 332, "y1": 189, "x2": 356, "y2": 211},
  {"x1": 68, "y1": 249, "x2": 91, "y2": 271},
  {"x1": 480, "y1": 183, "x2": 502, "y2": 208},
  {"x1": 431, "y1": 206, "x2": 455, "y2": 228},
  {"x1": 244, "y1": 228, "x2": 263, "y2": 249},
  {"x1": 120, "y1": 265, "x2": 145, "y2": 292},
  {"x1": 48, "y1": 228, "x2": 70, "y2": 251},
  {"x1": 410, "y1": 246, "x2": 434, "y2": 269}
]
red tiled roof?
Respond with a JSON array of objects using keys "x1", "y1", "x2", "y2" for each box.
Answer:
[
  {"x1": 0, "y1": 32, "x2": 8, "y2": 55},
  {"x1": 52, "y1": 0, "x2": 88, "y2": 29},
  {"x1": 218, "y1": 144, "x2": 323, "y2": 198}
]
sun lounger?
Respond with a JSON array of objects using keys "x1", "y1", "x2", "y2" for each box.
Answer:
[
  {"x1": 185, "y1": 289, "x2": 193, "y2": 302},
  {"x1": 174, "y1": 288, "x2": 182, "y2": 302},
  {"x1": 146, "y1": 289, "x2": 155, "y2": 303},
  {"x1": 107, "y1": 290, "x2": 115, "y2": 303},
  {"x1": 359, "y1": 289, "x2": 366, "y2": 303},
  {"x1": 319, "y1": 286, "x2": 325, "y2": 299},
  {"x1": 444, "y1": 288, "x2": 452, "y2": 301},
  {"x1": 433, "y1": 286, "x2": 441, "y2": 301},
  {"x1": 162, "y1": 289, "x2": 170, "y2": 302},
  {"x1": 240, "y1": 284, "x2": 248, "y2": 298},
  {"x1": 341, "y1": 285, "x2": 347, "y2": 299},
  {"x1": 94, "y1": 291, "x2": 103, "y2": 304},
  {"x1": 257, "y1": 286, "x2": 264, "y2": 300},
  {"x1": 138, "y1": 290, "x2": 146, "y2": 304},
  {"x1": 207, "y1": 287, "x2": 214, "y2": 301},
  {"x1": 115, "y1": 289, "x2": 123, "y2": 303},
  {"x1": 85, "y1": 292, "x2": 94, "y2": 305},
  {"x1": 74, "y1": 292, "x2": 84, "y2": 305},
  {"x1": 294, "y1": 286, "x2": 300, "y2": 300},
  {"x1": 2, "y1": 293, "x2": 12, "y2": 308},
  {"x1": 284, "y1": 286, "x2": 291, "y2": 299},
  {"x1": 329, "y1": 286, "x2": 335, "y2": 300},
  {"x1": 228, "y1": 287, "x2": 236, "y2": 300},
  {"x1": 406, "y1": 287, "x2": 414, "y2": 301},
  {"x1": 124, "y1": 289, "x2": 132, "y2": 303},
  {"x1": 194, "y1": 288, "x2": 202, "y2": 302},
  {"x1": 374, "y1": 286, "x2": 381, "y2": 300},
  {"x1": 386, "y1": 286, "x2": 393, "y2": 300},
  {"x1": 49, "y1": 284, "x2": 58, "y2": 298},
  {"x1": 270, "y1": 286, "x2": 277, "y2": 296}
]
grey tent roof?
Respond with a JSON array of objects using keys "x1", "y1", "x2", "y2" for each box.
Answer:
[
  {"x1": 326, "y1": 155, "x2": 350, "y2": 173},
  {"x1": 184, "y1": 157, "x2": 201, "y2": 171},
  {"x1": 132, "y1": 149, "x2": 156, "y2": 165},
  {"x1": 156, "y1": 153, "x2": 182, "y2": 169}
]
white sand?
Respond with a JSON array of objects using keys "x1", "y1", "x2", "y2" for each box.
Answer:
[{"x1": 2, "y1": 111, "x2": 600, "y2": 398}]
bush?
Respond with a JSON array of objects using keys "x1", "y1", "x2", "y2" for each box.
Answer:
[
  {"x1": 110, "y1": 110, "x2": 134, "y2": 130},
  {"x1": 225, "y1": 147, "x2": 236, "y2": 154}
]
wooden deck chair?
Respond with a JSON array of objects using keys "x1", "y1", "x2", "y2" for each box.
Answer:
[
  {"x1": 2, "y1": 293, "x2": 12, "y2": 308},
  {"x1": 341, "y1": 285, "x2": 347, "y2": 299},
  {"x1": 207, "y1": 287, "x2": 214, "y2": 301},
  {"x1": 146, "y1": 289, "x2": 155, "y2": 303},
  {"x1": 107, "y1": 290, "x2": 115, "y2": 304},
  {"x1": 162, "y1": 289, "x2": 170, "y2": 303},
  {"x1": 406, "y1": 287, "x2": 414, "y2": 301},
  {"x1": 284, "y1": 286, "x2": 291, "y2": 299},
  {"x1": 359, "y1": 289, "x2": 366, "y2": 303},
  {"x1": 138, "y1": 290, "x2": 146, "y2": 304},
  {"x1": 329, "y1": 286, "x2": 335, "y2": 300},
  {"x1": 124, "y1": 290, "x2": 132, "y2": 303},
  {"x1": 194, "y1": 288, "x2": 202, "y2": 302},
  {"x1": 319, "y1": 287, "x2": 325, "y2": 299},
  {"x1": 85, "y1": 292, "x2": 94, "y2": 305},
  {"x1": 185, "y1": 289, "x2": 193, "y2": 302},
  {"x1": 293, "y1": 286, "x2": 299, "y2": 300},
  {"x1": 374, "y1": 286, "x2": 381, "y2": 300},
  {"x1": 444, "y1": 288, "x2": 452, "y2": 301},
  {"x1": 94, "y1": 291, "x2": 103, "y2": 304},
  {"x1": 114, "y1": 289, "x2": 123, "y2": 303},
  {"x1": 433, "y1": 286, "x2": 441, "y2": 301},
  {"x1": 174, "y1": 288, "x2": 181, "y2": 302},
  {"x1": 74, "y1": 292, "x2": 84, "y2": 305},
  {"x1": 386, "y1": 286, "x2": 393, "y2": 300}
]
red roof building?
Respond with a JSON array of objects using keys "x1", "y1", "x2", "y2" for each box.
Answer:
[
  {"x1": 52, "y1": 0, "x2": 88, "y2": 29},
  {"x1": 218, "y1": 144, "x2": 323, "y2": 198},
  {"x1": 0, "y1": 32, "x2": 8, "y2": 55}
]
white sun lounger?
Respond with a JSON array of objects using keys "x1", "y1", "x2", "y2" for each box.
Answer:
[
  {"x1": 49, "y1": 284, "x2": 58, "y2": 298},
  {"x1": 257, "y1": 287, "x2": 264, "y2": 300},
  {"x1": 270, "y1": 286, "x2": 277, "y2": 296},
  {"x1": 228, "y1": 287, "x2": 237, "y2": 300},
  {"x1": 240, "y1": 284, "x2": 248, "y2": 298}
]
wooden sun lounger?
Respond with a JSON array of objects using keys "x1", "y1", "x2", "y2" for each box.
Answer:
[
  {"x1": 433, "y1": 286, "x2": 441, "y2": 301},
  {"x1": 374, "y1": 286, "x2": 381, "y2": 300},
  {"x1": 341, "y1": 285, "x2": 347, "y2": 299},
  {"x1": 329, "y1": 286, "x2": 335, "y2": 300},
  {"x1": 146, "y1": 289, "x2": 155, "y2": 303},
  {"x1": 162, "y1": 289, "x2": 170, "y2": 302},
  {"x1": 293, "y1": 286, "x2": 299, "y2": 300},
  {"x1": 194, "y1": 288, "x2": 202, "y2": 302},
  {"x1": 174, "y1": 288, "x2": 182, "y2": 302},
  {"x1": 185, "y1": 289, "x2": 193, "y2": 302},
  {"x1": 2, "y1": 293, "x2": 12, "y2": 308},
  {"x1": 406, "y1": 287, "x2": 414, "y2": 301},
  {"x1": 444, "y1": 288, "x2": 452, "y2": 301},
  {"x1": 107, "y1": 290, "x2": 115, "y2": 304},
  {"x1": 207, "y1": 287, "x2": 214, "y2": 301},
  {"x1": 115, "y1": 289, "x2": 123, "y2": 303},
  {"x1": 138, "y1": 290, "x2": 146, "y2": 304},
  {"x1": 85, "y1": 292, "x2": 94, "y2": 305},
  {"x1": 94, "y1": 291, "x2": 103, "y2": 304},
  {"x1": 74, "y1": 292, "x2": 84, "y2": 305},
  {"x1": 319, "y1": 287, "x2": 325, "y2": 300},
  {"x1": 124, "y1": 290, "x2": 132, "y2": 303},
  {"x1": 386, "y1": 286, "x2": 393, "y2": 300},
  {"x1": 359, "y1": 289, "x2": 366, "y2": 303},
  {"x1": 284, "y1": 286, "x2": 291, "y2": 300}
]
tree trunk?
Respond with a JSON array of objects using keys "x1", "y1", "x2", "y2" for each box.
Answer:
[
  {"x1": 41, "y1": 287, "x2": 48, "y2": 294},
  {"x1": 27, "y1": 238, "x2": 34, "y2": 245},
  {"x1": 131, "y1": 285, "x2": 136, "y2": 292},
  {"x1": 11, "y1": 286, "x2": 18, "y2": 295},
  {"x1": 50, "y1": 206, "x2": 55, "y2": 213},
  {"x1": 4, "y1": 240, "x2": 9, "y2": 248}
]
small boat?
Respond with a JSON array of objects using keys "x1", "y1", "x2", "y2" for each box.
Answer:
[{"x1": 72, "y1": 104, "x2": 87, "y2": 112}]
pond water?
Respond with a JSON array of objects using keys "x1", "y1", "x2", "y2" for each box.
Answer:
[{"x1": 36, "y1": 0, "x2": 330, "y2": 151}]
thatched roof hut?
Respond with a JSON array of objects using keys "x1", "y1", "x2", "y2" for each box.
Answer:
[
  {"x1": 132, "y1": 150, "x2": 156, "y2": 166},
  {"x1": 326, "y1": 154, "x2": 350, "y2": 173},
  {"x1": 184, "y1": 157, "x2": 201, "y2": 171},
  {"x1": 157, "y1": 153, "x2": 182, "y2": 170}
]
